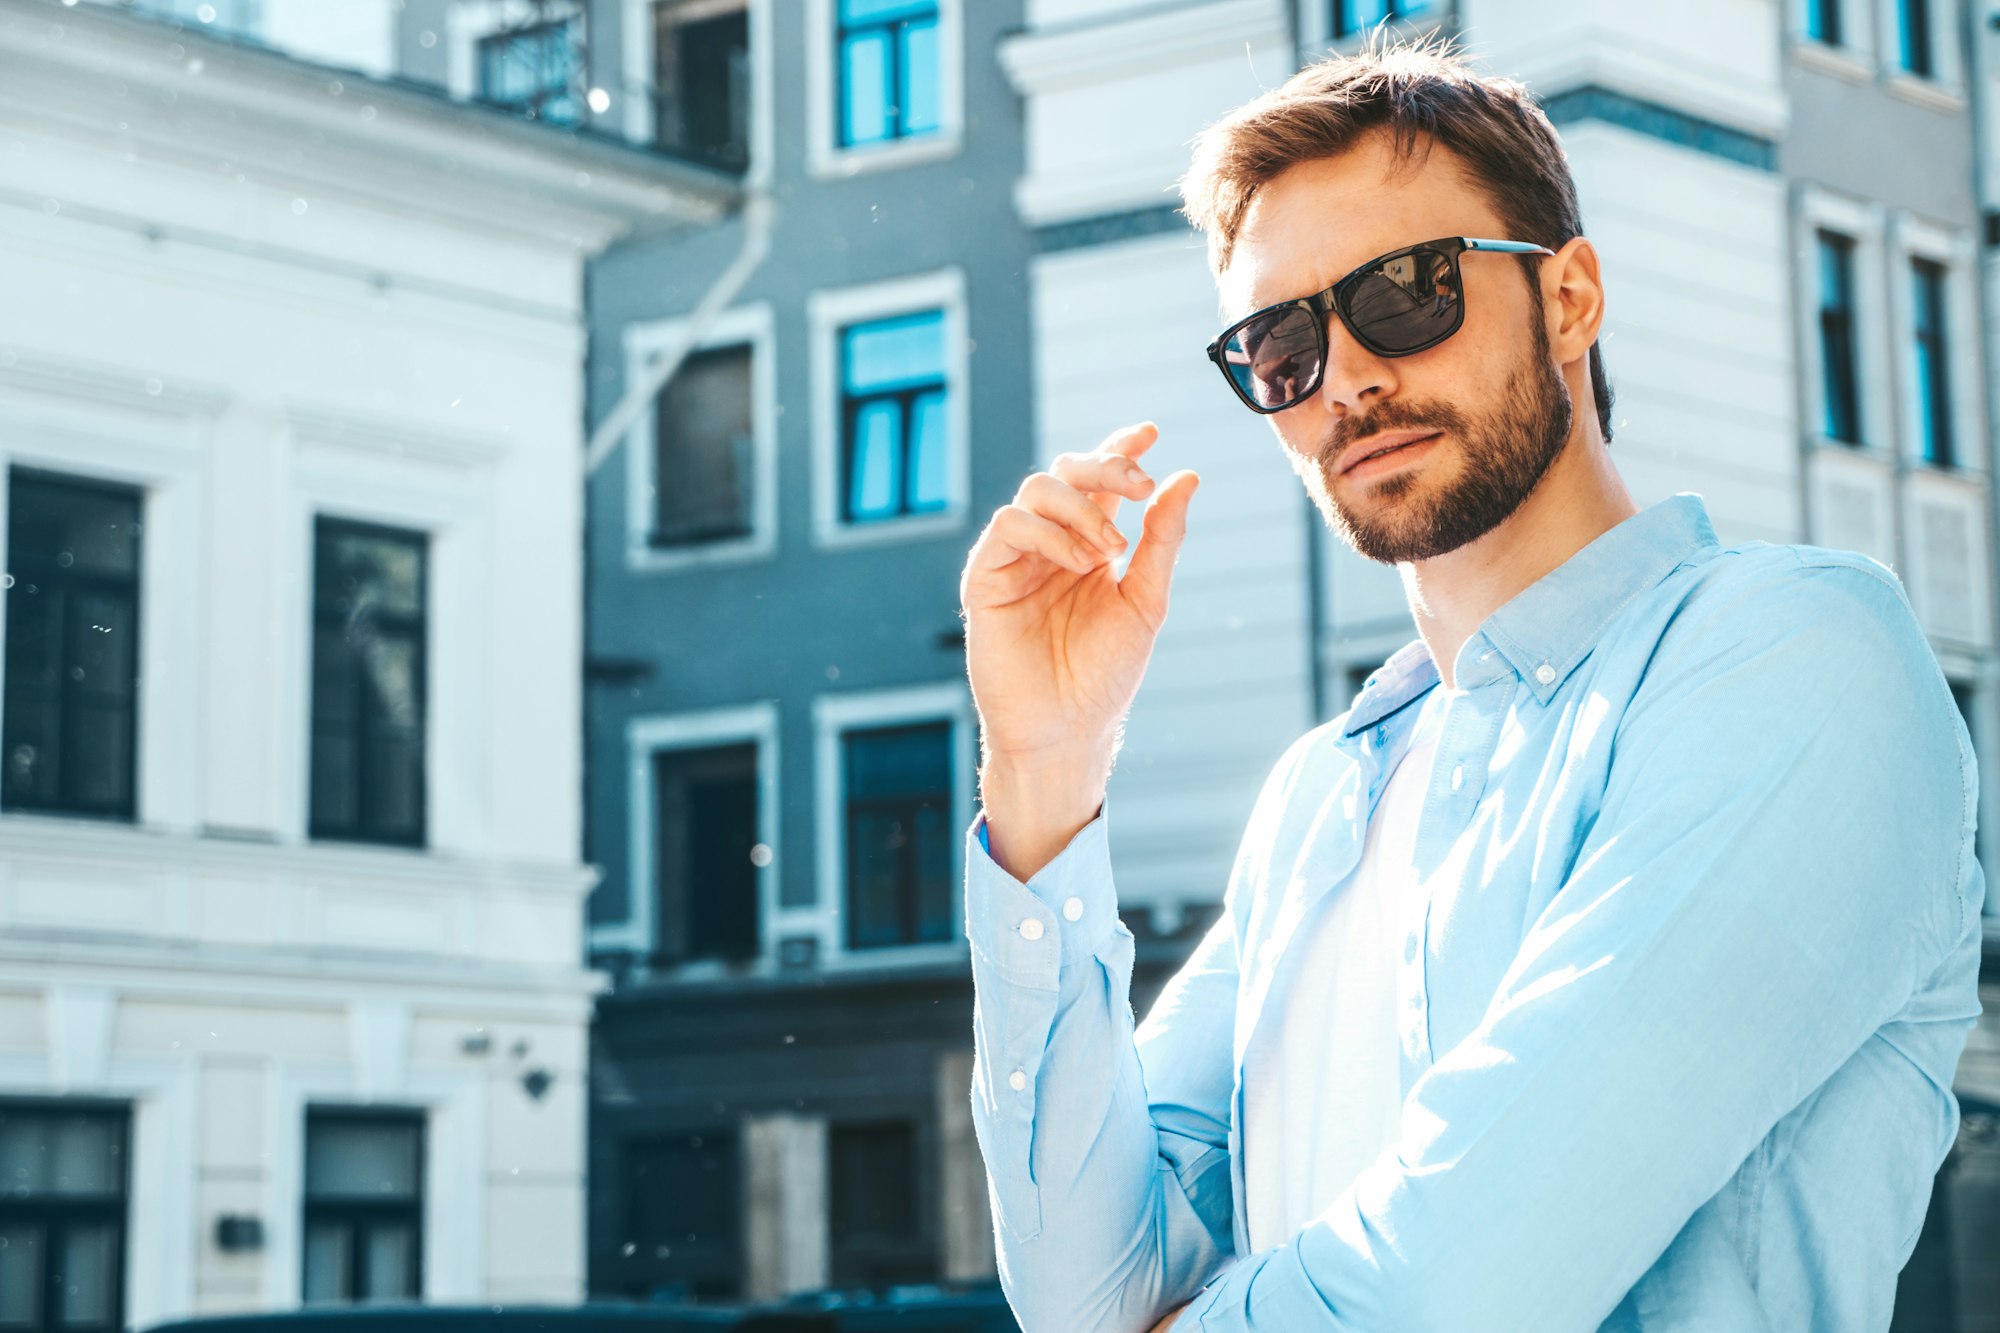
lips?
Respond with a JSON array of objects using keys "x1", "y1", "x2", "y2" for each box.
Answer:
[{"x1": 1340, "y1": 430, "x2": 1442, "y2": 474}]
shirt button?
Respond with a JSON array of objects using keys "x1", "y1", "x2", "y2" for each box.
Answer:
[
  {"x1": 1062, "y1": 896, "x2": 1084, "y2": 922},
  {"x1": 1535, "y1": 663, "x2": 1557, "y2": 685},
  {"x1": 1450, "y1": 764, "x2": 1464, "y2": 791},
  {"x1": 1008, "y1": 1069, "x2": 1027, "y2": 1092},
  {"x1": 1018, "y1": 917, "x2": 1044, "y2": 941}
]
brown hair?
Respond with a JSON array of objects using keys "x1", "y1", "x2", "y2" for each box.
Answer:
[{"x1": 1178, "y1": 34, "x2": 1614, "y2": 443}]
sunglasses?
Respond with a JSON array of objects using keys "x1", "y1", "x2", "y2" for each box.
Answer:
[{"x1": 1205, "y1": 236, "x2": 1556, "y2": 414}]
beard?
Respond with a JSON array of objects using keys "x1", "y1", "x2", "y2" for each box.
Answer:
[{"x1": 1297, "y1": 314, "x2": 1575, "y2": 565}]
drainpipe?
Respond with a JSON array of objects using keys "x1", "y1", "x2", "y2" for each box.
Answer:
[{"x1": 583, "y1": 185, "x2": 775, "y2": 480}]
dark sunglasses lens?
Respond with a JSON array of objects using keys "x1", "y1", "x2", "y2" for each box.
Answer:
[
  {"x1": 1345, "y1": 248, "x2": 1461, "y2": 353},
  {"x1": 1219, "y1": 303, "x2": 1321, "y2": 410}
]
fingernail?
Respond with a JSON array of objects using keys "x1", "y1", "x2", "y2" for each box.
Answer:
[{"x1": 1102, "y1": 523, "x2": 1127, "y2": 549}]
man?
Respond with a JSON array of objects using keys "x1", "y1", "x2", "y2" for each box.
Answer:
[{"x1": 955, "y1": 38, "x2": 1985, "y2": 1333}]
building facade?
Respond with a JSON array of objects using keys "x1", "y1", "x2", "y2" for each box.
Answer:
[
  {"x1": 586, "y1": 0, "x2": 2000, "y2": 1323},
  {"x1": 0, "y1": 0, "x2": 730, "y2": 1321},
  {"x1": 581, "y1": 0, "x2": 1031, "y2": 1304}
]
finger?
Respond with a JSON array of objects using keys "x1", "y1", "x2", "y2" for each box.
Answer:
[
  {"x1": 1048, "y1": 447, "x2": 1158, "y2": 525},
  {"x1": 971, "y1": 504, "x2": 1102, "y2": 585},
  {"x1": 1017, "y1": 473, "x2": 1131, "y2": 557},
  {"x1": 1117, "y1": 469, "x2": 1200, "y2": 629}
]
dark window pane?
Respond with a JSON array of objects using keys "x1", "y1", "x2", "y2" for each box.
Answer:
[
  {"x1": 0, "y1": 1223, "x2": 41, "y2": 1327},
  {"x1": 843, "y1": 723, "x2": 953, "y2": 949},
  {"x1": 1816, "y1": 231, "x2": 1860, "y2": 445},
  {"x1": 1807, "y1": 0, "x2": 1842, "y2": 43},
  {"x1": 829, "y1": 1121, "x2": 933, "y2": 1287},
  {"x1": 310, "y1": 519, "x2": 426, "y2": 846},
  {"x1": 3, "y1": 471, "x2": 142, "y2": 820},
  {"x1": 1912, "y1": 258, "x2": 1953, "y2": 467},
  {"x1": 305, "y1": 1117, "x2": 421, "y2": 1201},
  {"x1": 55, "y1": 1222, "x2": 116, "y2": 1327},
  {"x1": 654, "y1": 345, "x2": 755, "y2": 547},
  {"x1": 622, "y1": 1131, "x2": 740, "y2": 1300},
  {"x1": 655, "y1": 4, "x2": 750, "y2": 169},
  {"x1": 1897, "y1": 0, "x2": 1932, "y2": 75},
  {"x1": 303, "y1": 1222, "x2": 351, "y2": 1304},
  {"x1": 655, "y1": 743, "x2": 760, "y2": 963}
]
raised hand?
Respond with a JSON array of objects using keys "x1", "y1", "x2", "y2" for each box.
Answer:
[{"x1": 959, "y1": 421, "x2": 1200, "y2": 881}]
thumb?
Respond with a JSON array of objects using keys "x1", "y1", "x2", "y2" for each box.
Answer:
[{"x1": 1119, "y1": 469, "x2": 1199, "y2": 628}]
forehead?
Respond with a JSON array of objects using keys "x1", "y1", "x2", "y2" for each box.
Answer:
[{"x1": 1218, "y1": 134, "x2": 1502, "y2": 319}]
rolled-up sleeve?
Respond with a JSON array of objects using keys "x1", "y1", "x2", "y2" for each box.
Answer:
[{"x1": 1181, "y1": 557, "x2": 1982, "y2": 1331}]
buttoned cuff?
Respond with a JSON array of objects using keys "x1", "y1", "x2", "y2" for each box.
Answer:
[{"x1": 963, "y1": 800, "x2": 1120, "y2": 990}]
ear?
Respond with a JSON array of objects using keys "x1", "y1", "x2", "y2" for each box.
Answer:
[{"x1": 1545, "y1": 236, "x2": 1605, "y2": 367}]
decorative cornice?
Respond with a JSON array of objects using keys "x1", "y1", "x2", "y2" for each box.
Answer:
[
  {"x1": 0, "y1": 0, "x2": 738, "y2": 251},
  {"x1": 284, "y1": 402, "x2": 508, "y2": 469},
  {"x1": 1541, "y1": 85, "x2": 1778, "y2": 172},
  {"x1": 0, "y1": 344, "x2": 230, "y2": 418},
  {"x1": 1000, "y1": 0, "x2": 1290, "y2": 94}
]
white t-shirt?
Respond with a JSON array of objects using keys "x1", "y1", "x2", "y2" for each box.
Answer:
[{"x1": 1241, "y1": 684, "x2": 1448, "y2": 1254}]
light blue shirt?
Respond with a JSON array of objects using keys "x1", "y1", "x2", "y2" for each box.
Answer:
[{"x1": 962, "y1": 493, "x2": 1985, "y2": 1332}]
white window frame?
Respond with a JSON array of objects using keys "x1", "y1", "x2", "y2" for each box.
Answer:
[
  {"x1": 1793, "y1": 186, "x2": 1895, "y2": 458},
  {"x1": 622, "y1": 303, "x2": 778, "y2": 574},
  {"x1": 1888, "y1": 213, "x2": 1983, "y2": 475},
  {"x1": 809, "y1": 267, "x2": 969, "y2": 550},
  {"x1": 445, "y1": 0, "x2": 586, "y2": 105},
  {"x1": 0, "y1": 373, "x2": 211, "y2": 838},
  {"x1": 1876, "y1": 0, "x2": 1966, "y2": 107},
  {"x1": 1788, "y1": 0, "x2": 1875, "y2": 81},
  {"x1": 619, "y1": 0, "x2": 775, "y2": 181},
  {"x1": 610, "y1": 701, "x2": 781, "y2": 973},
  {"x1": 812, "y1": 682, "x2": 974, "y2": 972},
  {"x1": 804, "y1": 0, "x2": 964, "y2": 180}
]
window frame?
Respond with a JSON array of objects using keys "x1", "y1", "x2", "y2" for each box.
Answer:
[
  {"x1": 805, "y1": 0, "x2": 964, "y2": 179},
  {"x1": 1888, "y1": 213, "x2": 1982, "y2": 477},
  {"x1": 300, "y1": 1106, "x2": 427, "y2": 1305},
  {"x1": 1, "y1": 469, "x2": 146, "y2": 824},
  {"x1": 1875, "y1": 0, "x2": 1965, "y2": 105},
  {"x1": 622, "y1": 304, "x2": 778, "y2": 574},
  {"x1": 607, "y1": 701, "x2": 782, "y2": 974},
  {"x1": 306, "y1": 515, "x2": 431, "y2": 849},
  {"x1": 1793, "y1": 188, "x2": 1895, "y2": 458},
  {"x1": 621, "y1": 0, "x2": 774, "y2": 176},
  {"x1": 0, "y1": 1098, "x2": 131, "y2": 1333},
  {"x1": 811, "y1": 682, "x2": 973, "y2": 972},
  {"x1": 808, "y1": 269, "x2": 969, "y2": 551},
  {"x1": 446, "y1": 0, "x2": 587, "y2": 121}
]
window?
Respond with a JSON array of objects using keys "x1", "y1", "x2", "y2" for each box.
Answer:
[
  {"x1": 841, "y1": 311, "x2": 948, "y2": 525},
  {"x1": 1805, "y1": 0, "x2": 1842, "y2": 44},
  {"x1": 128, "y1": 0, "x2": 263, "y2": 37},
  {"x1": 1333, "y1": 0, "x2": 1429, "y2": 39},
  {"x1": 829, "y1": 1120, "x2": 933, "y2": 1287},
  {"x1": 842, "y1": 721, "x2": 952, "y2": 950},
  {"x1": 0, "y1": 1102, "x2": 129, "y2": 1333},
  {"x1": 302, "y1": 1110, "x2": 424, "y2": 1304},
  {"x1": 837, "y1": 0, "x2": 939, "y2": 148},
  {"x1": 620, "y1": 1130, "x2": 741, "y2": 1299},
  {"x1": 653, "y1": 0, "x2": 750, "y2": 170},
  {"x1": 479, "y1": 14, "x2": 583, "y2": 125},
  {"x1": 1895, "y1": 0, "x2": 1933, "y2": 76},
  {"x1": 309, "y1": 518, "x2": 427, "y2": 847},
  {"x1": 1816, "y1": 231, "x2": 1862, "y2": 445},
  {"x1": 1911, "y1": 256, "x2": 1954, "y2": 467},
  {"x1": 655, "y1": 345, "x2": 755, "y2": 547},
  {"x1": 2, "y1": 470, "x2": 143, "y2": 822},
  {"x1": 653, "y1": 742, "x2": 761, "y2": 963}
]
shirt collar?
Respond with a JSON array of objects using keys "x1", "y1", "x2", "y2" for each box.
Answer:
[{"x1": 1341, "y1": 492, "x2": 1719, "y2": 738}]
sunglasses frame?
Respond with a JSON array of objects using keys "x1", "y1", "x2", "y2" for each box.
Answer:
[{"x1": 1205, "y1": 236, "x2": 1557, "y2": 415}]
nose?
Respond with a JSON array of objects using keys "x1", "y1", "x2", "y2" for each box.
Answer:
[{"x1": 1313, "y1": 308, "x2": 1397, "y2": 415}]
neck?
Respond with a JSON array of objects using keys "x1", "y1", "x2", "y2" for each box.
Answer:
[{"x1": 1403, "y1": 425, "x2": 1637, "y2": 690}]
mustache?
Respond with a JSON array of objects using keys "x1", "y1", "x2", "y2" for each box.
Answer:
[{"x1": 1315, "y1": 400, "x2": 1472, "y2": 465}]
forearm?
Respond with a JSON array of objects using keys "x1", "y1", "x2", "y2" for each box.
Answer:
[{"x1": 964, "y1": 811, "x2": 1235, "y2": 1332}]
